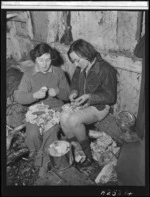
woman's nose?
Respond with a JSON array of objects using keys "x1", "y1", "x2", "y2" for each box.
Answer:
[
  {"x1": 42, "y1": 61, "x2": 47, "y2": 65},
  {"x1": 42, "y1": 63, "x2": 46, "y2": 67}
]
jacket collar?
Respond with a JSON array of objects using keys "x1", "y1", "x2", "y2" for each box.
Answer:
[
  {"x1": 83, "y1": 53, "x2": 103, "y2": 74},
  {"x1": 84, "y1": 58, "x2": 96, "y2": 74}
]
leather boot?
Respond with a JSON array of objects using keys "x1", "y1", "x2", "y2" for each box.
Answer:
[
  {"x1": 77, "y1": 139, "x2": 100, "y2": 179},
  {"x1": 67, "y1": 136, "x2": 77, "y2": 143},
  {"x1": 78, "y1": 138, "x2": 93, "y2": 167}
]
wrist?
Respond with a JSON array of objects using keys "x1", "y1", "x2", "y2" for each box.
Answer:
[
  {"x1": 87, "y1": 94, "x2": 91, "y2": 105},
  {"x1": 33, "y1": 93, "x2": 38, "y2": 100},
  {"x1": 55, "y1": 87, "x2": 60, "y2": 95},
  {"x1": 33, "y1": 92, "x2": 36, "y2": 99},
  {"x1": 87, "y1": 94, "x2": 91, "y2": 99},
  {"x1": 71, "y1": 89, "x2": 78, "y2": 97}
]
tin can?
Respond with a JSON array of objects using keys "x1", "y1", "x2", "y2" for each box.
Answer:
[{"x1": 48, "y1": 140, "x2": 73, "y2": 171}]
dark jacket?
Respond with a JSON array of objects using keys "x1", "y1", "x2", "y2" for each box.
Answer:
[{"x1": 71, "y1": 54, "x2": 117, "y2": 110}]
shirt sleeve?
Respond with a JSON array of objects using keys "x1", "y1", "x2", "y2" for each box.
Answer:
[
  {"x1": 88, "y1": 67, "x2": 117, "y2": 106},
  {"x1": 14, "y1": 72, "x2": 37, "y2": 105},
  {"x1": 56, "y1": 69, "x2": 70, "y2": 101}
]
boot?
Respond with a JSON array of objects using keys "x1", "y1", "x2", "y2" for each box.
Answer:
[
  {"x1": 78, "y1": 138, "x2": 93, "y2": 167},
  {"x1": 67, "y1": 136, "x2": 77, "y2": 143},
  {"x1": 77, "y1": 138, "x2": 100, "y2": 179}
]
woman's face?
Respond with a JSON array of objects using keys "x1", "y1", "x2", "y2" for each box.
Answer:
[
  {"x1": 35, "y1": 53, "x2": 51, "y2": 73},
  {"x1": 70, "y1": 51, "x2": 90, "y2": 70}
]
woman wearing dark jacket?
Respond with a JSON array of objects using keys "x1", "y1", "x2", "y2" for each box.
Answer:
[{"x1": 60, "y1": 39, "x2": 117, "y2": 168}]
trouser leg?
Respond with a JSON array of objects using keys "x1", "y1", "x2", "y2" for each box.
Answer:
[
  {"x1": 42, "y1": 124, "x2": 60, "y2": 151},
  {"x1": 25, "y1": 122, "x2": 42, "y2": 152},
  {"x1": 34, "y1": 124, "x2": 60, "y2": 167},
  {"x1": 67, "y1": 136, "x2": 77, "y2": 143}
]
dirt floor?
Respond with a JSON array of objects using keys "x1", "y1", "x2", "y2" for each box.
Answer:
[
  {"x1": 7, "y1": 154, "x2": 117, "y2": 186},
  {"x1": 6, "y1": 131, "x2": 118, "y2": 186},
  {"x1": 6, "y1": 113, "x2": 124, "y2": 186}
]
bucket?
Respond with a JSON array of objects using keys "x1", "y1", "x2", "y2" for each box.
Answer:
[{"x1": 48, "y1": 140, "x2": 73, "y2": 171}]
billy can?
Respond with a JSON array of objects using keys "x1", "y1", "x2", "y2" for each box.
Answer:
[{"x1": 48, "y1": 140, "x2": 73, "y2": 171}]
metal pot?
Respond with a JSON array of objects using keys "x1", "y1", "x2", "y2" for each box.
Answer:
[
  {"x1": 116, "y1": 110, "x2": 136, "y2": 133},
  {"x1": 48, "y1": 140, "x2": 73, "y2": 171}
]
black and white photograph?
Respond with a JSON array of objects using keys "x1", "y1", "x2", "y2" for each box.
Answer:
[{"x1": 1, "y1": 1, "x2": 149, "y2": 196}]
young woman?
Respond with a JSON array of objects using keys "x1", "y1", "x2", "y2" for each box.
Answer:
[
  {"x1": 60, "y1": 39, "x2": 117, "y2": 168},
  {"x1": 15, "y1": 43, "x2": 70, "y2": 170}
]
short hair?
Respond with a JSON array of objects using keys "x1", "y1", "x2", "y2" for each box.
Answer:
[
  {"x1": 68, "y1": 39, "x2": 98, "y2": 63},
  {"x1": 30, "y1": 43, "x2": 56, "y2": 63}
]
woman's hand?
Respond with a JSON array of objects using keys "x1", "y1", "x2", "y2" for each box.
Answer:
[
  {"x1": 69, "y1": 92, "x2": 78, "y2": 102},
  {"x1": 74, "y1": 94, "x2": 90, "y2": 106},
  {"x1": 48, "y1": 88, "x2": 59, "y2": 97},
  {"x1": 33, "y1": 87, "x2": 47, "y2": 99}
]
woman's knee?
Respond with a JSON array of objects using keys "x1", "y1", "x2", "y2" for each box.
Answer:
[
  {"x1": 60, "y1": 111, "x2": 70, "y2": 127},
  {"x1": 97, "y1": 105, "x2": 110, "y2": 121},
  {"x1": 105, "y1": 105, "x2": 110, "y2": 111},
  {"x1": 69, "y1": 115, "x2": 81, "y2": 128}
]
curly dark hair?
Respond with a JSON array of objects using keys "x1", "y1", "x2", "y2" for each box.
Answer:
[
  {"x1": 30, "y1": 43, "x2": 57, "y2": 64},
  {"x1": 67, "y1": 39, "x2": 98, "y2": 63}
]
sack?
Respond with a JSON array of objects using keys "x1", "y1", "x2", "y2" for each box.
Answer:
[
  {"x1": 7, "y1": 67, "x2": 27, "y2": 127},
  {"x1": 7, "y1": 67, "x2": 23, "y2": 98}
]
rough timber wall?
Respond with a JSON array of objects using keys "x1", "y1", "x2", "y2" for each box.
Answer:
[
  {"x1": 115, "y1": 69, "x2": 141, "y2": 115},
  {"x1": 117, "y1": 11, "x2": 139, "y2": 53},
  {"x1": 31, "y1": 11, "x2": 65, "y2": 43},
  {"x1": 31, "y1": 11, "x2": 48, "y2": 42},
  {"x1": 71, "y1": 11, "x2": 118, "y2": 51},
  {"x1": 7, "y1": 11, "x2": 34, "y2": 61}
]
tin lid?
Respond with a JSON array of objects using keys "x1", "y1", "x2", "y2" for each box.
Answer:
[{"x1": 48, "y1": 140, "x2": 70, "y2": 157}]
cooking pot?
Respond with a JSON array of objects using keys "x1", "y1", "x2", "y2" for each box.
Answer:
[{"x1": 48, "y1": 140, "x2": 73, "y2": 171}]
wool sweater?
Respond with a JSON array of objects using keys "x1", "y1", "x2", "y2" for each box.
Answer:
[{"x1": 14, "y1": 65, "x2": 70, "y2": 108}]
